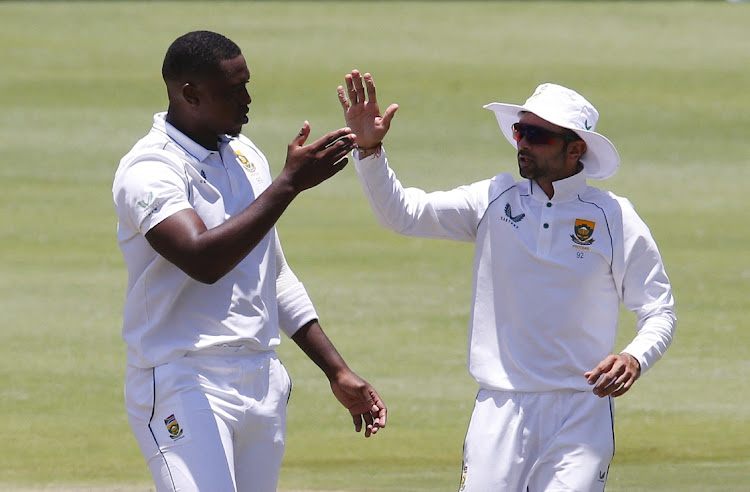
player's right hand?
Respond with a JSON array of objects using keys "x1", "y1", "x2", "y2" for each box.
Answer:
[{"x1": 337, "y1": 69, "x2": 398, "y2": 149}]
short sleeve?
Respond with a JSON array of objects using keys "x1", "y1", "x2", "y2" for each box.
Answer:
[{"x1": 114, "y1": 159, "x2": 194, "y2": 236}]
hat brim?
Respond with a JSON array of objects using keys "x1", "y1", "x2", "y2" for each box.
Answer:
[{"x1": 483, "y1": 102, "x2": 620, "y2": 180}]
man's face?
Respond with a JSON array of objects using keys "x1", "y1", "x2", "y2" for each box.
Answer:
[
  {"x1": 194, "y1": 54, "x2": 251, "y2": 137},
  {"x1": 515, "y1": 112, "x2": 578, "y2": 183}
]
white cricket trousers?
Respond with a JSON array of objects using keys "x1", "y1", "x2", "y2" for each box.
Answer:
[
  {"x1": 125, "y1": 345, "x2": 292, "y2": 492},
  {"x1": 459, "y1": 388, "x2": 615, "y2": 492}
]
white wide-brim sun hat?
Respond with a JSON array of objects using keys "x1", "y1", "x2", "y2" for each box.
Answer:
[{"x1": 483, "y1": 83, "x2": 620, "y2": 180}]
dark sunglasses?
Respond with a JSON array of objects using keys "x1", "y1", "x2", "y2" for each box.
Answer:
[{"x1": 512, "y1": 123, "x2": 580, "y2": 145}]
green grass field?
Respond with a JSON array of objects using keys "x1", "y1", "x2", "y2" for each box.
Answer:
[{"x1": 1, "y1": 1, "x2": 749, "y2": 490}]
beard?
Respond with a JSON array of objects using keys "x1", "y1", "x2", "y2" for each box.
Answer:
[{"x1": 517, "y1": 151, "x2": 539, "y2": 179}]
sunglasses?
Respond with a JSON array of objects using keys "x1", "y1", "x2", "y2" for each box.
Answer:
[{"x1": 512, "y1": 123, "x2": 580, "y2": 146}]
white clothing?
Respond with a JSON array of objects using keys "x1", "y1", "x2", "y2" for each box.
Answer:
[
  {"x1": 113, "y1": 112, "x2": 317, "y2": 369},
  {"x1": 354, "y1": 148, "x2": 675, "y2": 393},
  {"x1": 126, "y1": 345, "x2": 291, "y2": 492},
  {"x1": 460, "y1": 389, "x2": 614, "y2": 491}
]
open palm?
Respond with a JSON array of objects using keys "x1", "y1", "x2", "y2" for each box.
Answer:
[{"x1": 337, "y1": 70, "x2": 398, "y2": 149}]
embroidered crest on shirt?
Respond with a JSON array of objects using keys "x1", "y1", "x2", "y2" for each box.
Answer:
[
  {"x1": 571, "y1": 219, "x2": 595, "y2": 245},
  {"x1": 164, "y1": 414, "x2": 185, "y2": 440},
  {"x1": 235, "y1": 150, "x2": 256, "y2": 172}
]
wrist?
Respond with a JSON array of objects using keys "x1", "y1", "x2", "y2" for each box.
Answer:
[{"x1": 354, "y1": 142, "x2": 382, "y2": 159}]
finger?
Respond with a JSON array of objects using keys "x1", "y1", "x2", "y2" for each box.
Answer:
[
  {"x1": 369, "y1": 391, "x2": 387, "y2": 428},
  {"x1": 332, "y1": 156, "x2": 349, "y2": 171},
  {"x1": 337, "y1": 85, "x2": 350, "y2": 111},
  {"x1": 314, "y1": 127, "x2": 354, "y2": 150},
  {"x1": 380, "y1": 103, "x2": 399, "y2": 129},
  {"x1": 375, "y1": 403, "x2": 386, "y2": 429},
  {"x1": 345, "y1": 71, "x2": 360, "y2": 104},
  {"x1": 344, "y1": 73, "x2": 355, "y2": 99},
  {"x1": 594, "y1": 368, "x2": 625, "y2": 396},
  {"x1": 352, "y1": 413, "x2": 363, "y2": 433},
  {"x1": 324, "y1": 134, "x2": 355, "y2": 151},
  {"x1": 611, "y1": 378, "x2": 634, "y2": 397},
  {"x1": 363, "y1": 72, "x2": 377, "y2": 104},
  {"x1": 351, "y1": 70, "x2": 366, "y2": 103},
  {"x1": 361, "y1": 411, "x2": 375, "y2": 438},
  {"x1": 293, "y1": 121, "x2": 311, "y2": 147}
]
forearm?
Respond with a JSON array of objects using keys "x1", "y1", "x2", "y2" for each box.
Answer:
[
  {"x1": 355, "y1": 149, "x2": 481, "y2": 241},
  {"x1": 622, "y1": 311, "x2": 676, "y2": 374},
  {"x1": 291, "y1": 320, "x2": 349, "y2": 381},
  {"x1": 148, "y1": 175, "x2": 299, "y2": 283}
]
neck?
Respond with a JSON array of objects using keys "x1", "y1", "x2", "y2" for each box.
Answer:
[{"x1": 166, "y1": 110, "x2": 219, "y2": 151}]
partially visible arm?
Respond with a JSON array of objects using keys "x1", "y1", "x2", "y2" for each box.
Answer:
[
  {"x1": 146, "y1": 123, "x2": 354, "y2": 284},
  {"x1": 292, "y1": 321, "x2": 387, "y2": 437},
  {"x1": 585, "y1": 198, "x2": 676, "y2": 398}
]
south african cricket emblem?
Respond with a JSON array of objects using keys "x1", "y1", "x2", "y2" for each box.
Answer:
[
  {"x1": 235, "y1": 150, "x2": 256, "y2": 172},
  {"x1": 571, "y1": 219, "x2": 595, "y2": 246},
  {"x1": 164, "y1": 414, "x2": 184, "y2": 440}
]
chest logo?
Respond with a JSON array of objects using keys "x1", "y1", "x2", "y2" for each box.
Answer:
[
  {"x1": 571, "y1": 219, "x2": 595, "y2": 245},
  {"x1": 504, "y1": 203, "x2": 525, "y2": 223},
  {"x1": 235, "y1": 150, "x2": 256, "y2": 172}
]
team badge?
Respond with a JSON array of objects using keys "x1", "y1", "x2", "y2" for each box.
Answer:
[
  {"x1": 571, "y1": 219, "x2": 595, "y2": 245},
  {"x1": 164, "y1": 414, "x2": 184, "y2": 440},
  {"x1": 235, "y1": 150, "x2": 256, "y2": 172}
]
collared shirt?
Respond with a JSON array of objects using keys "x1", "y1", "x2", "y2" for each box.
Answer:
[
  {"x1": 113, "y1": 112, "x2": 316, "y2": 368},
  {"x1": 355, "y1": 149, "x2": 675, "y2": 392}
]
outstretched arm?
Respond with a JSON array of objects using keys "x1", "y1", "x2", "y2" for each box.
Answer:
[
  {"x1": 337, "y1": 70, "x2": 399, "y2": 157},
  {"x1": 292, "y1": 320, "x2": 387, "y2": 437}
]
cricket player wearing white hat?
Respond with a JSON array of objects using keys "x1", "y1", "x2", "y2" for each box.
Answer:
[{"x1": 338, "y1": 71, "x2": 676, "y2": 491}]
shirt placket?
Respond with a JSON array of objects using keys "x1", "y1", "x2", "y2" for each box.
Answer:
[{"x1": 537, "y1": 199, "x2": 555, "y2": 256}]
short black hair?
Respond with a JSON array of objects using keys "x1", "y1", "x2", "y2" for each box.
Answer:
[{"x1": 162, "y1": 31, "x2": 242, "y2": 82}]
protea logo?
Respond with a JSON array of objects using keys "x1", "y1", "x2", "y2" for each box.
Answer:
[
  {"x1": 571, "y1": 219, "x2": 595, "y2": 245},
  {"x1": 164, "y1": 414, "x2": 184, "y2": 440}
]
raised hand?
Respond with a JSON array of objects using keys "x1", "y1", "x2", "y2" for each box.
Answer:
[
  {"x1": 278, "y1": 121, "x2": 355, "y2": 194},
  {"x1": 337, "y1": 70, "x2": 398, "y2": 150}
]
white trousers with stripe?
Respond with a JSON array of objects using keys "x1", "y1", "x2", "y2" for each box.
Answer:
[
  {"x1": 125, "y1": 346, "x2": 291, "y2": 492},
  {"x1": 459, "y1": 388, "x2": 614, "y2": 492}
]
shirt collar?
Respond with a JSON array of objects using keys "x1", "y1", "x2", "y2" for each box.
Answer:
[
  {"x1": 529, "y1": 168, "x2": 587, "y2": 203},
  {"x1": 152, "y1": 112, "x2": 217, "y2": 163}
]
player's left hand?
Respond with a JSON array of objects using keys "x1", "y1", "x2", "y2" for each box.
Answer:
[
  {"x1": 329, "y1": 370, "x2": 387, "y2": 437},
  {"x1": 585, "y1": 353, "x2": 641, "y2": 398}
]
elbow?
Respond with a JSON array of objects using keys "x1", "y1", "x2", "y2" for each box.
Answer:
[
  {"x1": 186, "y1": 266, "x2": 228, "y2": 285},
  {"x1": 175, "y1": 261, "x2": 229, "y2": 285}
]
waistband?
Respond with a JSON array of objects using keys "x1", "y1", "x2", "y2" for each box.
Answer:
[{"x1": 185, "y1": 343, "x2": 275, "y2": 357}]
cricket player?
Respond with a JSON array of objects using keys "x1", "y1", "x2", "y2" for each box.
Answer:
[
  {"x1": 112, "y1": 33, "x2": 386, "y2": 492},
  {"x1": 337, "y1": 70, "x2": 675, "y2": 491}
]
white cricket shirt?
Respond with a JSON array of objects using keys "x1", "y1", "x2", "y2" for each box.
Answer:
[
  {"x1": 113, "y1": 113, "x2": 316, "y2": 368},
  {"x1": 355, "y1": 149, "x2": 675, "y2": 392}
]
